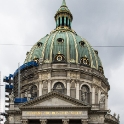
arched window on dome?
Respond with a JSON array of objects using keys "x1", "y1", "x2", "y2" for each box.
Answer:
[
  {"x1": 80, "y1": 56, "x2": 90, "y2": 66},
  {"x1": 81, "y1": 85, "x2": 90, "y2": 103},
  {"x1": 66, "y1": 17, "x2": 68, "y2": 26},
  {"x1": 33, "y1": 58, "x2": 39, "y2": 63},
  {"x1": 30, "y1": 85, "x2": 37, "y2": 99},
  {"x1": 58, "y1": 17, "x2": 60, "y2": 27},
  {"x1": 62, "y1": 16, "x2": 64, "y2": 26},
  {"x1": 37, "y1": 42, "x2": 43, "y2": 48},
  {"x1": 53, "y1": 82, "x2": 65, "y2": 94},
  {"x1": 53, "y1": 51, "x2": 66, "y2": 63}
]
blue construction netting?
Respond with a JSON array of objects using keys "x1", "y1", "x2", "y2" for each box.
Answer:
[
  {"x1": 14, "y1": 98, "x2": 28, "y2": 103},
  {"x1": 3, "y1": 74, "x2": 13, "y2": 82},
  {"x1": 5, "y1": 85, "x2": 13, "y2": 89},
  {"x1": 13, "y1": 61, "x2": 38, "y2": 77}
]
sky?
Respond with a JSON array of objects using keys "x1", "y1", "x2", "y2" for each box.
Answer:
[{"x1": 0, "y1": 0, "x2": 124, "y2": 123}]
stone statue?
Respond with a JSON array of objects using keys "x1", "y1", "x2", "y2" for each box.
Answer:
[
  {"x1": 108, "y1": 109, "x2": 111, "y2": 114},
  {"x1": 113, "y1": 113, "x2": 116, "y2": 117},
  {"x1": 9, "y1": 90, "x2": 14, "y2": 103},
  {"x1": 81, "y1": 92, "x2": 86, "y2": 101},
  {"x1": 100, "y1": 93, "x2": 105, "y2": 103},
  {"x1": 24, "y1": 92, "x2": 27, "y2": 98},
  {"x1": 27, "y1": 94, "x2": 31, "y2": 101},
  {"x1": 117, "y1": 114, "x2": 120, "y2": 120}
]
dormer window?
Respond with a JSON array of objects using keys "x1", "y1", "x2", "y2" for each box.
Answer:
[
  {"x1": 80, "y1": 56, "x2": 90, "y2": 66},
  {"x1": 33, "y1": 58, "x2": 39, "y2": 63},
  {"x1": 53, "y1": 51, "x2": 66, "y2": 63},
  {"x1": 98, "y1": 66, "x2": 104, "y2": 74},
  {"x1": 79, "y1": 41, "x2": 85, "y2": 47},
  {"x1": 57, "y1": 55, "x2": 63, "y2": 61},
  {"x1": 57, "y1": 38, "x2": 64, "y2": 43}
]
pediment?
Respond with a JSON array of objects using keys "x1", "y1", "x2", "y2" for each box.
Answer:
[
  {"x1": 33, "y1": 97, "x2": 76, "y2": 107},
  {"x1": 20, "y1": 91, "x2": 90, "y2": 109}
]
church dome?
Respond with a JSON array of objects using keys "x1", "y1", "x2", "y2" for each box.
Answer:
[{"x1": 24, "y1": 0, "x2": 104, "y2": 74}]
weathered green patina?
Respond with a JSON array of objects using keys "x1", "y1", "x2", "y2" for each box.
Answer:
[{"x1": 24, "y1": 0, "x2": 103, "y2": 71}]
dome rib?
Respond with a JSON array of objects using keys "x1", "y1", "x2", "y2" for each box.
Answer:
[
  {"x1": 66, "y1": 32, "x2": 70, "y2": 63},
  {"x1": 41, "y1": 35, "x2": 51, "y2": 60},
  {"x1": 28, "y1": 44, "x2": 37, "y2": 62},
  {"x1": 80, "y1": 37, "x2": 93, "y2": 68},
  {"x1": 91, "y1": 46, "x2": 99, "y2": 69},
  {"x1": 50, "y1": 32, "x2": 58, "y2": 63},
  {"x1": 70, "y1": 32, "x2": 78, "y2": 63}
]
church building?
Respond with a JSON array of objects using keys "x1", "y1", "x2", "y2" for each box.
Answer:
[{"x1": 4, "y1": 0, "x2": 120, "y2": 124}]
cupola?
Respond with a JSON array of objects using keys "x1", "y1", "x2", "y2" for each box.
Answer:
[{"x1": 54, "y1": 0, "x2": 73, "y2": 29}]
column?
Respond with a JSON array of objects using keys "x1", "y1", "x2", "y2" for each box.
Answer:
[
  {"x1": 76, "y1": 82, "x2": 79, "y2": 100},
  {"x1": 22, "y1": 119, "x2": 28, "y2": 124},
  {"x1": 40, "y1": 120, "x2": 47, "y2": 124},
  {"x1": 67, "y1": 80, "x2": 70, "y2": 96},
  {"x1": 60, "y1": 17, "x2": 62, "y2": 26},
  {"x1": 105, "y1": 95, "x2": 108, "y2": 110},
  {"x1": 39, "y1": 82, "x2": 42, "y2": 96},
  {"x1": 92, "y1": 87, "x2": 95, "y2": 104},
  {"x1": 48, "y1": 80, "x2": 51, "y2": 93},
  {"x1": 81, "y1": 119, "x2": 88, "y2": 124},
  {"x1": 57, "y1": 19, "x2": 59, "y2": 27},
  {"x1": 62, "y1": 119, "x2": 69, "y2": 124},
  {"x1": 98, "y1": 89, "x2": 101, "y2": 103},
  {"x1": 64, "y1": 17, "x2": 66, "y2": 26}
]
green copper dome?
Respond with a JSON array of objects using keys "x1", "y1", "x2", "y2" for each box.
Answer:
[{"x1": 24, "y1": 0, "x2": 104, "y2": 74}]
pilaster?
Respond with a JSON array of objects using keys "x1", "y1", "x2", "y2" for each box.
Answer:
[
  {"x1": 98, "y1": 89, "x2": 101, "y2": 103},
  {"x1": 76, "y1": 81, "x2": 79, "y2": 100},
  {"x1": 39, "y1": 81, "x2": 42, "y2": 96},
  {"x1": 92, "y1": 86, "x2": 95, "y2": 104},
  {"x1": 67, "y1": 80, "x2": 70, "y2": 96},
  {"x1": 48, "y1": 80, "x2": 51, "y2": 93},
  {"x1": 40, "y1": 119, "x2": 47, "y2": 124},
  {"x1": 81, "y1": 119, "x2": 88, "y2": 124},
  {"x1": 105, "y1": 95, "x2": 108, "y2": 110},
  {"x1": 62, "y1": 119, "x2": 69, "y2": 124}
]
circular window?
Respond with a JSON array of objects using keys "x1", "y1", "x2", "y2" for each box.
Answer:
[
  {"x1": 79, "y1": 41, "x2": 85, "y2": 47},
  {"x1": 57, "y1": 55, "x2": 62, "y2": 61},
  {"x1": 57, "y1": 38, "x2": 64, "y2": 43},
  {"x1": 37, "y1": 42, "x2": 43, "y2": 47}
]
